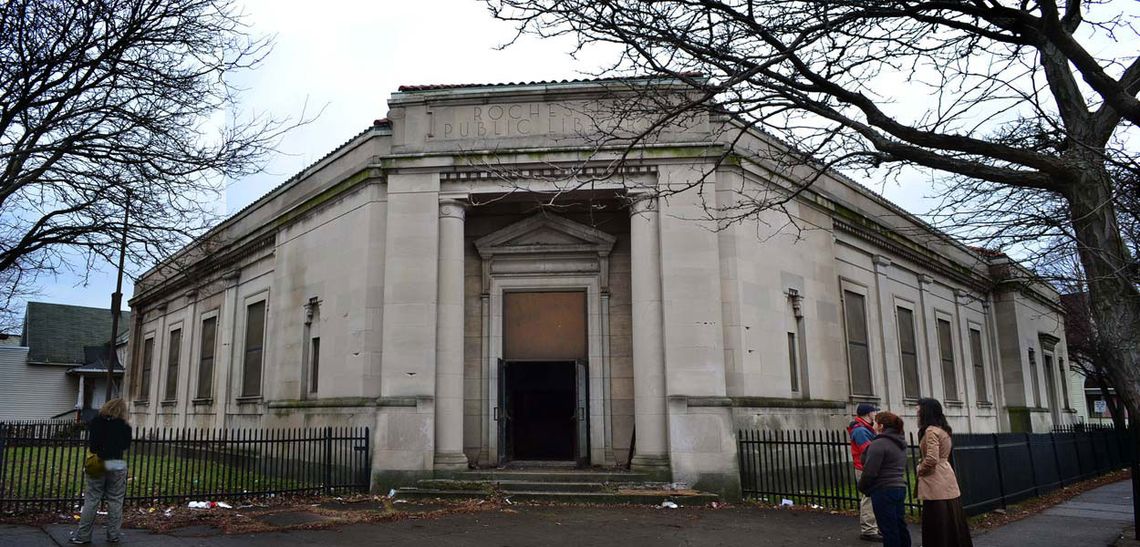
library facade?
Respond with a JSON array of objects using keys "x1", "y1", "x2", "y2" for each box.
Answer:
[{"x1": 126, "y1": 78, "x2": 1075, "y2": 496}]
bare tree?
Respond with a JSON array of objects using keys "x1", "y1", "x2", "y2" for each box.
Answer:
[
  {"x1": 486, "y1": 1, "x2": 1140, "y2": 419},
  {"x1": 0, "y1": 0, "x2": 302, "y2": 320}
]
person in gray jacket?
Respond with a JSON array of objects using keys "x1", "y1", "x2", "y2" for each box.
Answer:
[{"x1": 857, "y1": 412, "x2": 911, "y2": 547}]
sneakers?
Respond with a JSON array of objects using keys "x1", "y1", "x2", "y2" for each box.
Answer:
[
  {"x1": 859, "y1": 533, "x2": 884, "y2": 542},
  {"x1": 68, "y1": 537, "x2": 91, "y2": 545}
]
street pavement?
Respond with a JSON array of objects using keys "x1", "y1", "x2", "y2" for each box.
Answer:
[
  {"x1": 0, "y1": 479, "x2": 1131, "y2": 546},
  {"x1": 973, "y1": 479, "x2": 1134, "y2": 547}
]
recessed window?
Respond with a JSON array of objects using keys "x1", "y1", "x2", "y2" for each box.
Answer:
[
  {"x1": 936, "y1": 319, "x2": 958, "y2": 401},
  {"x1": 970, "y1": 328, "x2": 989, "y2": 404},
  {"x1": 163, "y1": 329, "x2": 181, "y2": 401},
  {"x1": 896, "y1": 307, "x2": 920, "y2": 399},
  {"x1": 1028, "y1": 348, "x2": 1041, "y2": 407},
  {"x1": 787, "y1": 332, "x2": 799, "y2": 393},
  {"x1": 310, "y1": 337, "x2": 321, "y2": 394},
  {"x1": 843, "y1": 290, "x2": 873, "y2": 396},
  {"x1": 138, "y1": 337, "x2": 155, "y2": 401},
  {"x1": 242, "y1": 300, "x2": 266, "y2": 397},
  {"x1": 197, "y1": 317, "x2": 217, "y2": 399}
]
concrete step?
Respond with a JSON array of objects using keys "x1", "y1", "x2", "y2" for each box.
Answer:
[
  {"x1": 394, "y1": 488, "x2": 719, "y2": 506},
  {"x1": 416, "y1": 479, "x2": 615, "y2": 493},
  {"x1": 447, "y1": 470, "x2": 649, "y2": 483}
]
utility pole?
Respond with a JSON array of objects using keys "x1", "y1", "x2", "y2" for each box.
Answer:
[{"x1": 105, "y1": 191, "x2": 131, "y2": 401}]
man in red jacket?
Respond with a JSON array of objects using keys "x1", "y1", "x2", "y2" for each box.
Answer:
[{"x1": 848, "y1": 403, "x2": 882, "y2": 542}]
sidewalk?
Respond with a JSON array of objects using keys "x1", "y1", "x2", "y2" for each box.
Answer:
[
  {"x1": 0, "y1": 481, "x2": 1130, "y2": 546},
  {"x1": 974, "y1": 479, "x2": 1134, "y2": 547},
  {"x1": 2, "y1": 502, "x2": 914, "y2": 547}
]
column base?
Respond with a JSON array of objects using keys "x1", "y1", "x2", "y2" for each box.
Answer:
[
  {"x1": 433, "y1": 451, "x2": 470, "y2": 471},
  {"x1": 630, "y1": 454, "x2": 672, "y2": 481}
]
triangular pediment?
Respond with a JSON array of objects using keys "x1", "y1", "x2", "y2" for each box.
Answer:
[{"x1": 475, "y1": 214, "x2": 616, "y2": 258}]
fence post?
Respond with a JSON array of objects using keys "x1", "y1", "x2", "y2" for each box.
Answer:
[
  {"x1": 1024, "y1": 432, "x2": 1039, "y2": 496},
  {"x1": 324, "y1": 426, "x2": 333, "y2": 494},
  {"x1": 1051, "y1": 432, "x2": 1064, "y2": 487},
  {"x1": 992, "y1": 433, "x2": 1006, "y2": 510}
]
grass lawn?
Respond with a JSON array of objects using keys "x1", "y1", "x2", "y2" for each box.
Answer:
[{"x1": 1, "y1": 445, "x2": 311, "y2": 506}]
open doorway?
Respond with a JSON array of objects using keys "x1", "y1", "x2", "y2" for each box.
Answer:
[
  {"x1": 498, "y1": 291, "x2": 589, "y2": 466},
  {"x1": 502, "y1": 361, "x2": 576, "y2": 461}
]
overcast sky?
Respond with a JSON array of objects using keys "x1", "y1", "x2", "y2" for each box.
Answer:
[{"x1": 28, "y1": 0, "x2": 935, "y2": 316}]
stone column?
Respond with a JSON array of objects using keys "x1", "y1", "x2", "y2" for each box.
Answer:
[
  {"x1": 435, "y1": 199, "x2": 469, "y2": 470},
  {"x1": 629, "y1": 197, "x2": 670, "y2": 477}
]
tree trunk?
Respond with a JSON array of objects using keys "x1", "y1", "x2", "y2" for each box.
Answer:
[{"x1": 1065, "y1": 165, "x2": 1140, "y2": 427}]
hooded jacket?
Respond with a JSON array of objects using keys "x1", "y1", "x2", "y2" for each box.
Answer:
[{"x1": 856, "y1": 430, "x2": 908, "y2": 495}]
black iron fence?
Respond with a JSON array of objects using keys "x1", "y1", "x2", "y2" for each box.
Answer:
[
  {"x1": 738, "y1": 430, "x2": 924, "y2": 514},
  {"x1": 956, "y1": 427, "x2": 1133, "y2": 515},
  {"x1": 738, "y1": 426, "x2": 1133, "y2": 517},
  {"x1": 0, "y1": 421, "x2": 371, "y2": 513}
]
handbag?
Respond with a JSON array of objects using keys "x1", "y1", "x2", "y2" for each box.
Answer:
[{"x1": 84, "y1": 451, "x2": 105, "y2": 477}]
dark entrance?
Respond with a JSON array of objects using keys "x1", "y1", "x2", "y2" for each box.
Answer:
[
  {"x1": 502, "y1": 361, "x2": 576, "y2": 461},
  {"x1": 498, "y1": 291, "x2": 589, "y2": 466}
]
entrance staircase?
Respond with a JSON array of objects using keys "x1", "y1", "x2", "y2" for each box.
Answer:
[{"x1": 393, "y1": 468, "x2": 720, "y2": 506}]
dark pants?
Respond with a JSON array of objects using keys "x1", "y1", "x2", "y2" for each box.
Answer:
[{"x1": 870, "y1": 487, "x2": 912, "y2": 547}]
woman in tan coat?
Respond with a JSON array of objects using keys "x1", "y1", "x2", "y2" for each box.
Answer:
[{"x1": 916, "y1": 398, "x2": 972, "y2": 547}]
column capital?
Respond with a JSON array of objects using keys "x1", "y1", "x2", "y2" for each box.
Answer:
[
  {"x1": 439, "y1": 199, "x2": 468, "y2": 220},
  {"x1": 873, "y1": 255, "x2": 892, "y2": 273},
  {"x1": 918, "y1": 274, "x2": 935, "y2": 287},
  {"x1": 629, "y1": 194, "x2": 658, "y2": 217}
]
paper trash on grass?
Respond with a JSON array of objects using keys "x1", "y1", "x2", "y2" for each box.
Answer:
[
  {"x1": 780, "y1": 499, "x2": 794, "y2": 507},
  {"x1": 660, "y1": 501, "x2": 679, "y2": 509}
]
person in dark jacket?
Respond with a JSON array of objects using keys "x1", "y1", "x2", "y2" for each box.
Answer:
[
  {"x1": 71, "y1": 398, "x2": 132, "y2": 544},
  {"x1": 857, "y1": 411, "x2": 912, "y2": 547}
]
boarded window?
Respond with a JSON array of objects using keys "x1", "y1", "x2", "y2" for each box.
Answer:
[
  {"x1": 897, "y1": 307, "x2": 920, "y2": 399},
  {"x1": 164, "y1": 329, "x2": 181, "y2": 401},
  {"x1": 1059, "y1": 357, "x2": 1070, "y2": 409},
  {"x1": 937, "y1": 319, "x2": 959, "y2": 401},
  {"x1": 197, "y1": 317, "x2": 217, "y2": 399},
  {"x1": 310, "y1": 337, "x2": 320, "y2": 394},
  {"x1": 139, "y1": 337, "x2": 155, "y2": 401},
  {"x1": 503, "y1": 291, "x2": 587, "y2": 360},
  {"x1": 1028, "y1": 348, "x2": 1041, "y2": 406},
  {"x1": 787, "y1": 332, "x2": 799, "y2": 392},
  {"x1": 242, "y1": 301, "x2": 266, "y2": 397},
  {"x1": 970, "y1": 328, "x2": 989, "y2": 403},
  {"x1": 1044, "y1": 353, "x2": 1058, "y2": 410},
  {"x1": 843, "y1": 291, "x2": 873, "y2": 396}
]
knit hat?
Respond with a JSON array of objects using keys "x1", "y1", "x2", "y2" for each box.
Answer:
[{"x1": 856, "y1": 403, "x2": 880, "y2": 417}]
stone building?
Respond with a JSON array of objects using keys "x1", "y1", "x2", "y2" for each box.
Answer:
[{"x1": 125, "y1": 78, "x2": 1075, "y2": 497}]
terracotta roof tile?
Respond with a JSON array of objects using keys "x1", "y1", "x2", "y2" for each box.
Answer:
[{"x1": 397, "y1": 73, "x2": 703, "y2": 92}]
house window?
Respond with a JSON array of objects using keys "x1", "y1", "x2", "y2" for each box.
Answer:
[
  {"x1": 896, "y1": 307, "x2": 920, "y2": 399},
  {"x1": 1028, "y1": 348, "x2": 1041, "y2": 407},
  {"x1": 787, "y1": 332, "x2": 799, "y2": 393},
  {"x1": 196, "y1": 317, "x2": 217, "y2": 399},
  {"x1": 138, "y1": 337, "x2": 155, "y2": 401},
  {"x1": 241, "y1": 300, "x2": 266, "y2": 397},
  {"x1": 936, "y1": 319, "x2": 959, "y2": 401},
  {"x1": 310, "y1": 337, "x2": 321, "y2": 394},
  {"x1": 970, "y1": 328, "x2": 989, "y2": 404},
  {"x1": 163, "y1": 329, "x2": 181, "y2": 401},
  {"x1": 843, "y1": 290, "x2": 873, "y2": 396}
]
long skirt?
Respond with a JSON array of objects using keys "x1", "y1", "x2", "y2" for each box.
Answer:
[{"x1": 922, "y1": 497, "x2": 973, "y2": 547}]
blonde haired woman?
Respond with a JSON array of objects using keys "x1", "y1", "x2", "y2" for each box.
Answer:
[{"x1": 71, "y1": 398, "x2": 132, "y2": 544}]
